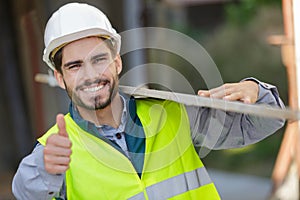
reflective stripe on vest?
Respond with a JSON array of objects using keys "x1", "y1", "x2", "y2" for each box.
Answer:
[{"x1": 129, "y1": 166, "x2": 212, "y2": 200}]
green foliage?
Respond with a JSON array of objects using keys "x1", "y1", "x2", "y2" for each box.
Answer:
[
  {"x1": 199, "y1": 5, "x2": 287, "y2": 177},
  {"x1": 225, "y1": 0, "x2": 282, "y2": 25},
  {"x1": 202, "y1": 6, "x2": 287, "y2": 102}
]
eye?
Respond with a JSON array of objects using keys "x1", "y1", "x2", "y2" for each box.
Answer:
[
  {"x1": 67, "y1": 63, "x2": 81, "y2": 70},
  {"x1": 92, "y1": 56, "x2": 107, "y2": 65}
]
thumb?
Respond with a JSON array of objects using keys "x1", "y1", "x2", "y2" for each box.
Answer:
[{"x1": 56, "y1": 114, "x2": 68, "y2": 137}]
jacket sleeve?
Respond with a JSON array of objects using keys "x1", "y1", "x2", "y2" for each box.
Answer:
[
  {"x1": 186, "y1": 78, "x2": 286, "y2": 155},
  {"x1": 12, "y1": 143, "x2": 65, "y2": 200}
]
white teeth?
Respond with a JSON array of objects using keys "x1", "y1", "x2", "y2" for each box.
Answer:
[{"x1": 83, "y1": 85, "x2": 104, "y2": 92}]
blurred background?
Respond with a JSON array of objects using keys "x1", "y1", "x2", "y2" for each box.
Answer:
[{"x1": 0, "y1": 0, "x2": 291, "y2": 199}]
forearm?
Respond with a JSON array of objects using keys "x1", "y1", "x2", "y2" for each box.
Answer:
[
  {"x1": 188, "y1": 79, "x2": 285, "y2": 150},
  {"x1": 12, "y1": 144, "x2": 64, "y2": 200},
  {"x1": 237, "y1": 78, "x2": 285, "y2": 145}
]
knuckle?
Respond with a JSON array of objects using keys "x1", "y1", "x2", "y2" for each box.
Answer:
[
  {"x1": 66, "y1": 157, "x2": 71, "y2": 164},
  {"x1": 43, "y1": 146, "x2": 51, "y2": 154},
  {"x1": 223, "y1": 83, "x2": 230, "y2": 88},
  {"x1": 67, "y1": 149, "x2": 72, "y2": 156},
  {"x1": 44, "y1": 155, "x2": 51, "y2": 163},
  {"x1": 66, "y1": 140, "x2": 72, "y2": 148},
  {"x1": 60, "y1": 165, "x2": 69, "y2": 172}
]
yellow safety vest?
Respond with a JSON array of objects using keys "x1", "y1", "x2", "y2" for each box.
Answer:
[{"x1": 39, "y1": 99, "x2": 220, "y2": 199}]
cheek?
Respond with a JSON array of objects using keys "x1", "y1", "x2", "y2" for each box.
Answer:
[
  {"x1": 101, "y1": 64, "x2": 118, "y2": 78},
  {"x1": 61, "y1": 75, "x2": 79, "y2": 91}
]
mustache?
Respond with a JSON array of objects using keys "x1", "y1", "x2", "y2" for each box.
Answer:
[{"x1": 75, "y1": 78, "x2": 109, "y2": 91}]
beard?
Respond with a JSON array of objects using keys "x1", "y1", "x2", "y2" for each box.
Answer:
[{"x1": 64, "y1": 78, "x2": 118, "y2": 110}]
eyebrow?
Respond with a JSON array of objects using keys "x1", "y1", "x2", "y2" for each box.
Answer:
[{"x1": 63, "y1": 53, "x2": 109, "y2": 68}]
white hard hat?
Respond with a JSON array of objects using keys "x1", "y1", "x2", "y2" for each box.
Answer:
[{"x1": 43, "y1": 2, "x2": 121, "y2": 70}]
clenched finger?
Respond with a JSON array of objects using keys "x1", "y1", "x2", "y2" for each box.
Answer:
[
  {"x1": 44, "y1": 145, "x2": 72, "y2": 157},
  {"x1": 45, "y1": 163, "x2": 70, "y2": 174},
  {"x1": 46, "y1": 134, "x2": 72, "y2": 148},
  {"x1": 44, "y1": 154, "x2": 71, "y2": 165}
]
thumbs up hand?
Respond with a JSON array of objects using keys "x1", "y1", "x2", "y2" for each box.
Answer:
[{"x1": 44, "y1": 114, "x2": 72, "y2": 174}]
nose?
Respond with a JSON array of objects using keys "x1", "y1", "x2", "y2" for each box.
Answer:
[{"x1": 80, "y1": 61, "x2": 99, "y2": 81}]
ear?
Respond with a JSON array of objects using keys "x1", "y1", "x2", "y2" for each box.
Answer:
[
  {"x1": 114, "y1": 54, "x2": 122, "y2": 75},
  {"x1": 54, "y1": 70, "x2": 66, "y2": 89}
]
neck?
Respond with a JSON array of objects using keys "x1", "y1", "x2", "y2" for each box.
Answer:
[{"x1": 76, "y1": 93, "x2": 123, "y2": 128}]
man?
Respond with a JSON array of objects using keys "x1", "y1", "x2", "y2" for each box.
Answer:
[{"x1": 12, "y1": 2, "x2": 285, "y2": 200}]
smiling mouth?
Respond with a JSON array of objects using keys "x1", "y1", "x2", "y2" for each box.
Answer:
[
  {"x1": 83, "y1": 85, "x2": 105, "y2": 92},
  {"x1": 81, "y1": 81, "x2": 109, "y2": 93}
]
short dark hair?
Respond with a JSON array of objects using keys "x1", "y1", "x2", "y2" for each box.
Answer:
[{"x1": 51, "y1": 37, "x2": 117, "y2": 74}]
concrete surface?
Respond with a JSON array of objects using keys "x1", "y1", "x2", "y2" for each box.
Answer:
[{"x1": 209, "y1": 166, "x2": 299, "y2": 200}]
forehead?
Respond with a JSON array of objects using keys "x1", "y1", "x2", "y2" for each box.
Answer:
[{"x1": 62, "y1": 37, "x2": 110, "y2": 60}]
